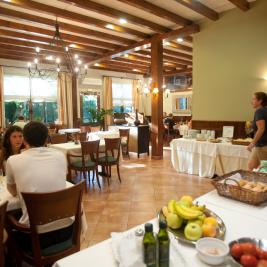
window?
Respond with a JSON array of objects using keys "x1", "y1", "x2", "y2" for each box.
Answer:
[
  {"x1": 112, "y1": 79, "x2": 133, "y2": 113},
  {"x1": 80, "y1": 92, "x2": 100, "y2": 124},
  {"x1": 4, "y1": 75, "x2": 58, "y2": 124}
]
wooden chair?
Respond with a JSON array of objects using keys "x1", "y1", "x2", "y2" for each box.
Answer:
[
  {"x1": 0, "y1": 201, "x2": 7, "y2": 267},
  {"x1": 75, "y1": 132, "x2": 87, "y2": 142},
  {"x1": 119, "y1": 128, "x2": 130, "y2": 158},
  {"x1": 67, "y1": 140, "x2": 101, "y2": 189},
  {"x1": 6, "y1": 182, "x2": 84, "y2": 267},
  {"x1": 89, "y1": 126, "x2": 101, "y2": 132},
  {"x1": 98, "y1": 138, "x2": 121, "y2": 185},
  {"x1": 80, "y1": 125, "x2": 91, "y2": 133},
  {"x1": 50, "y1": 134, "x2": 68, "y2": 144}
]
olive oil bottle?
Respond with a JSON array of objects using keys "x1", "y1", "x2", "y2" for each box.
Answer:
[
  {"x1": 143, "y1": 223, "x2": 156, "y2": 267},
  {"x1": 157, "y1": 220, "x2": 170, "y2": 267}
]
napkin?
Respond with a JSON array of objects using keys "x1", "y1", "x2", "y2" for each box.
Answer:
[{"x1": 111, "y1": 230, "x2": 188, "y2": 267}]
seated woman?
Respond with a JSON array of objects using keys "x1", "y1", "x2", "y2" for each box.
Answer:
[{"x1": 0, "y1": 126, "x2": 24, "y2": 173}]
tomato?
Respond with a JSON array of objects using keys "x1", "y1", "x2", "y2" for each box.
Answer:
[
  {"x1": 257, "y1": 260, "x2": 267, "y2": 267},
  {"x1": 257, "y1": 248, "x2": 267, "y2": 260},
  {"x1": 241, "y1": 243, "x2": 257, "y2": 256},
  {"x1": 240, "y1": 254, "x2": 258, "y2": 267},
  {"x1": 231, "y1": 243, "x2": 243, "y2": 259}
]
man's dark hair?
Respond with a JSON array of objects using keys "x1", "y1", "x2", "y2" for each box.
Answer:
[{"x1": 23, "y1": 121, "x2": 48, "y2": 147}]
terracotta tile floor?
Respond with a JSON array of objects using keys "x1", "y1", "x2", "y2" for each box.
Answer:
[{"x1": 79, "y1": 148, "x2": 214, "y2": 249}]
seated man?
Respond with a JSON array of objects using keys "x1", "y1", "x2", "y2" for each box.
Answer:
[
  {"x1": 164, "y1": 113, "x2": 176, "y2": 131},
  {"x1": 6, "y1": 121, "x2": 72, "y2": 248}
]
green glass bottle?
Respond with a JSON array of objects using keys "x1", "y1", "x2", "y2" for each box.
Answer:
[
  {"x1": 143, "y1": 223, "x2": 156, "y2": 267},
  {"x1": 157, "y1": 220, "x2": 170, "y2": 267}
]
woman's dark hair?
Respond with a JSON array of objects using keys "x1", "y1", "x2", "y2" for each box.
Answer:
[
  {"x1": 1, "y1": 125, "x2": 23, "y2": 160},
  {"x1": 23, "y1": 121, "x2": 48, "y2": 147},
  {"x1": 254, "y1": 92, "x2": 267, "y2": 107}
]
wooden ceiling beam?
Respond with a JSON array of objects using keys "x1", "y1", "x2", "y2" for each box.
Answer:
[
  {"x1": 102, "y1": 59, "x2": 149, "y2": 70},
  {"x1": 59, "y1": 0, "x2": 170, "y2": 33},
  {"x1": 3, "y1": 0, "x2": 149, "y2": 38},
  {"x1": 0, "y1": 28, "x2": 109, "y2": 54},
  {"x1": 112, "y1": 57, "x2": 150, "y2": 66},
  {"x1": 166, "y1": 42, "x2": 192, "y2": 52},
  {"x1": 0, "y1": 19, "x2": 121, "y2": 50},
  {"x1": 163, "y1": 49, "x2": 192, "y2": 60},
  {"x1": 227, "y1": 0, "x2": 250, "y2": 11},
  {"x1": 90, "y1": 65, "x2": 145, "y2": 75},
  {"x1": 0, "y1": 7, "x2": 133, "y2": 45},
  {"x1": 116, "y1": 0, "x2": 192, "y2": 25},
  {"x1": 173, "y1": 0, "x2": 219, "y2": 21},
  {"x1": 88, "y1": 24, "x2": 199, "y2": 65},
  {"x1": 100, "y1": 61, "x2": 148, "y2": 72},
  {"x1": 0, "y1": 36, "x2": 99, "y2": 58}
]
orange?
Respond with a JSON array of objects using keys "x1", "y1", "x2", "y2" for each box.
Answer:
[
  {"x1": 202, "y1": 223, "x2": 217, "y2": 238},
  {"x1": 204, "y1": 217, "x2": 218, "y2": 228}
]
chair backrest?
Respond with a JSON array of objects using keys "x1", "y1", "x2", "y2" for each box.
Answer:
[
  {"x1": 78, "y1": 132, "x2": 87, "y2": 142},
  {"x1": 119, "y1": 128, "x2": 130, "y2": 140},
  {"x1": 81, "y1": 140, "x2": 100, "y2": 163},
  {"x1": 0, "y1": 201, "x2": 7, "y2": 267},
  {"x1": 90, "y1": 126, "x2": 101, "y2": 132},
  {"x1": 21, "y1": 181, "x2": 84, "y2": 264},
  {"x1": 50, "y1": 134, "x2": 68, "y2": 144},
  {"x1": 104, "y1": 138, "x2": 121, "y2": 161},
  {"x1": 80, "y1": 125, "x2": 91, "y2": 133}
]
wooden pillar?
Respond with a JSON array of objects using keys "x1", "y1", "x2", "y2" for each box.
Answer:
[
  {"x1": 72, "y1": 73, "x2": 78, "y2": 127},
  {"x1": 150, "y1": 35, "x2": 163, "y2": 159}
]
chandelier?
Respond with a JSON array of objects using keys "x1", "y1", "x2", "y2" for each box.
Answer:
[{"x1": 27, "y1": 19, "x2": 88, "y2": 79}]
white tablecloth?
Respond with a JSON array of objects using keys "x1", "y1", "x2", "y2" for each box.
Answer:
[
  {"x1": 58, "y1": 128, "x2": 81, "y2": 134},
  {"x1": 53, "y1": 191, "x2": 267, "y2": 267},
  {"x1": 178, "y1": 125, "x2": 189, "y2": 136},
  {"x1": 170, "y1": 139, "x2": 250, "y2": 178}
]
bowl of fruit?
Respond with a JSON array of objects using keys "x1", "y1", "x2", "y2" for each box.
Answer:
[
  {"x1": 158, "y1": 195, "x2": 226, "y2": 245},
  {"x1": 229, "y1": 238, "x2": 267, "y2": 267}
]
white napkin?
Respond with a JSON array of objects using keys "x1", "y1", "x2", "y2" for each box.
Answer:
[{"x1": 111, "y1": 230, "x2": 188, "y2": 267}]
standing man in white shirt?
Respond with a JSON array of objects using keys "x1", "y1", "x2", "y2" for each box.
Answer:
[
  {"x1": 13, "y1": 116, "x2": 28, "y2": 129},
  {"x1": 6, "y1": 121, "x2": 72, "y2": 250}
]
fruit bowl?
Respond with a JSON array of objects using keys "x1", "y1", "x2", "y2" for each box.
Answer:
[
  {"x1": 229, "y1": 238, "x2": 267, "y2": 266},
  {"x1": 158, "y1": 207, "x2": 226, "y2": 246}
]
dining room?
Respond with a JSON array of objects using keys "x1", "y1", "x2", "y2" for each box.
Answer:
[{"x1": 0, "y1": 0, "x2": 267, "y2": 266}]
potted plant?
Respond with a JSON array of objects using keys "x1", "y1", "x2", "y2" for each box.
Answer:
[{"x1": 88, "y1": 108, "x2": 113, "y2": 130}]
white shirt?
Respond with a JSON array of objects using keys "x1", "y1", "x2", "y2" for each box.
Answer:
[
  {"x1": 6, "y1": 147, "x2": 72, "y2": 233},
  {"x1": 13, "y1": 121, "x2": 27, "y2": 129}
]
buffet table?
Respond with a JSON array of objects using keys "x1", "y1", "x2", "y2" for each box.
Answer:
[
  {"x1": 53, "y1": 191, "x2": 267, "y2": 267},
  {"x1": 170, "y1": 138, "x2": 250, "y2": 178}
]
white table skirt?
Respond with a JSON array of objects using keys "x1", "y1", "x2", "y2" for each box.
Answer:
[
  {"x1": 171, "y1": 138, "x2": 250, "y2": 178},
  {"x1": 53, "y1": 191, "x2": 267, "y2": 267}
]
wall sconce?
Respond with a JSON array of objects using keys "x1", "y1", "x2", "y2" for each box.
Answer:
[
  {"x1": 153, "y1": 87, "x2": 159, "y2": 95},
  {"x1": 164, "y1": 88, "x2": 170, "y2": 98},
  {"x1": 264, "y1": 76, "x2": 267, "y2": 81},
  {"x1": 143, "y1": 86, "x2": 150, "y2": 96}
]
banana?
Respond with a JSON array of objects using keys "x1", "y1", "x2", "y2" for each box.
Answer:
[
  {"x1": 175, "y1": 203, "x2": 203, "y2": 220},
  {"x1": 162, "y1": 206, "x2": 169, "y2": 218},
  {"x1": 191, "y1": 204, "x2": 206, "y2": 212}
]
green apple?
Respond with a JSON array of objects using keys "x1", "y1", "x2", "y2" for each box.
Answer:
[
  {"x1": 167, "y1": 200, "x2": 176, "y2": 213},
  {"x1": 188, "y1": 219, "x2": 203, "y2": 226},
  {"x1": 184, "y1": 222, "x2": 202, "y2": 241},
  {"x1": 166, "y1": 213, "x2": 183, "y2": 229}
]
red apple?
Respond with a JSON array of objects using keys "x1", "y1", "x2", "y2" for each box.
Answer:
[
  {"x1": 241, "y1": 243, "x2": 257, "y2": 256},
  {"x1": 257, "y1": 248, "x2": 267, "y2": 260},
  {"x1": 231, "y1": 243, "x2": 243, "y2": 259},
  {"x1": 240, "y1": 254, "x2": 258, "y2": 267}
]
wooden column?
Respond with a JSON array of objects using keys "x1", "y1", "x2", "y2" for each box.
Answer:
[
  {"x1": 72, "y1": 73, "x2": 78, "y2": 127},
  {"x1": 150, "y1": 35, "x2": 163, "y2": 159}
]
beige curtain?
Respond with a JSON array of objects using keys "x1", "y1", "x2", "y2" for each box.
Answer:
[
  {"x1": 57, "y1": 72, "x2": 73, "y2": 128},
  {"x1": 0, "y1": 67, "x2": 4, "y2": 128},
  {"x1": 103, "y1": 76, "x2": 113, "y2": 127},
  {"x1": 132, "y1": 79, "x2": 139, "y2": 112}
]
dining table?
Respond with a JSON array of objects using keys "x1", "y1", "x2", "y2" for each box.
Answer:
[
  {"x1": 170, "y1": 138, "x2": 250, "y2": 178},
  {"x1": 52, "y1": 190, "x2": 267, "y2": 267}
]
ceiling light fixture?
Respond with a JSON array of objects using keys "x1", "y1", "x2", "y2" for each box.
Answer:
[
  {"x1": 119, "y1": 18, "x2": 127, "y2": 24},
  {"x1": 177, "y1": 37, "x2": 184, "y2": 43},
  {"x1": 106, "y1": 24, "x2": 114, "y2": 29},
  {"x1": 27, "y1": 19, "x2": 88, "y2": 78}
]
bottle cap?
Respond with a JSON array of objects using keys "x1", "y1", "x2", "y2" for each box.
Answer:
[
  {"x1": 145, "y1": 223, "x2": 153, "y2": 232},
  {"x1": 159, "y1": 220, "x2": 167, "y2": 229}
]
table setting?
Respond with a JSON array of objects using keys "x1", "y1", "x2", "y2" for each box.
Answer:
[{"x1": 52, "y1": 175, "x2": 267, "y2": 267}]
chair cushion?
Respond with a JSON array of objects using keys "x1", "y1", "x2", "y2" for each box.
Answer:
[
  {"x1": 121, "y1": 140, "x2": 128, "y2": 146},
  {"x1": 71, "y1": 160, "x2": 95, "y2": 168},
  {"x1": 41, "y1": 238, "x2": 73, "y2": 256},
  {"x1": 98, "y1": 156, "x2": 117, "y2": 164}
]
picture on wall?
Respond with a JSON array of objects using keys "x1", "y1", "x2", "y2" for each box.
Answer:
[{"x1": 172, "y1": 94, "x2": 192, "y2": 115}]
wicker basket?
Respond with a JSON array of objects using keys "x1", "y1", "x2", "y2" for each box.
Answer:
[{"x1": 212, "y1": 170, "x2": 267, "y2": 206}]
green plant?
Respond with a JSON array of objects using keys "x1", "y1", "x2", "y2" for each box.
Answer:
[{"x1": 88, "y1": 108, "x2": 113, "y2": 125}]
